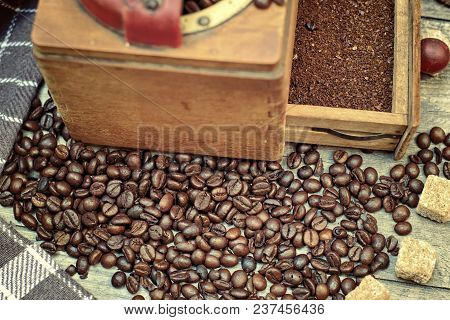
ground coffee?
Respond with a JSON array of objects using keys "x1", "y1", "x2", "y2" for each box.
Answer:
[{"x1": 289, "y1": 0, "x2": 395, "y2": 112}]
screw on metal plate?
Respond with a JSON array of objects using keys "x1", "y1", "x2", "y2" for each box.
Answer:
[
  {"x1": 142, "y1": 0, "x2": 160, "y2": 10},
  {"x1": 198, "y1": 16, "x2": 210, "y2": 26}
]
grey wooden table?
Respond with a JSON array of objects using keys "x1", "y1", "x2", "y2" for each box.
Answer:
[{"x1": 1, "y1": 0, "x2": 449, "y2": 300}]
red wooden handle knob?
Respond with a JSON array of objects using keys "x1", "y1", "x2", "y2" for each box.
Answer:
[{"x1": 79, "y1": 0, "x2": 183, "y2": 47}]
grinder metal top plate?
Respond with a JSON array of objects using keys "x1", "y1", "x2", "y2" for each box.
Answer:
[{"x1": 182, "y1": 0, "x2": 252, "y2": 35}]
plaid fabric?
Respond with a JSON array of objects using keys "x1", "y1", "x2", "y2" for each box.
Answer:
[
  {"x1": 0, "y1": 0, "x2": 42, "y2": 173},
  {"x1": 0, "y1": 218, "x2": 94, "y2": 300},
  {"x1": 0, "y1": 0, "x2": 94, "y2": 300}
]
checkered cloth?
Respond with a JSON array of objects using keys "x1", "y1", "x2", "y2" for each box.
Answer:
[
  {"x1": 0, "y1": 220, "x2": 94, "y2": 300},
  {"x1": 0, "y1": 0, "x2": 94, "y2": 300},
  {"x1": 0, "y1": 0, "x2": 41, "y2": 173}
]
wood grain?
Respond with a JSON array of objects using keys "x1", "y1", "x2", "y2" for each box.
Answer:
[
  {"x1": 286, "y1": 105, "x2": 407, "y2": 135},
  {"x1": 393, "y1": 0, "x2": 422, "y2": 160},
  {"x1": 378, "y1": 279, "x2": 450, "y2": 300},
  {"x1": 391, "y1": 0, "x2": 410, "y2": 115},
  {"x1": 422, "y1": 0, "x2": 450, "y2": 21}
]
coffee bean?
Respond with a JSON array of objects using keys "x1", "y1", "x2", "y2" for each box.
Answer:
[
  {"x1": 430, "y1": 127, "x2": 446, "y2": 144},
  {"x1": 424, "y1": 162, "x2": 439, "y2": 177},
  {"x1": 444, "y1": 162, "x2": 450, "y2": 180},
  {"x1": 288, "y1": 179, "x2": 302, "y2": 194},
  {"x1": 303, "y1": 229, "x2": 319, "y2": 248},
  {"x1": 334, "y1": 173, "x2": 352, "y2": 187},
  {"x1": 107, "y1": 235, "x2": 125, "y2": 250},
  {"x1": 364, "y1": 167, "x2": 378, "y2": 185},
  {"x1": 125, "y1": 275, "x2": 140, "y2": 294},
  {"x1": 333, "y1": 150, "x2": 348, "y2": 164},
  {"x1": 63, "y1": 209, "x2": 80, "y2": 229},
  {"x1": 371, "y1": 234, "x2": 386, "y2": 252},
  {"x1": 292, "y1": 287, "x2": 310, "y2": 300},
  {"x1": 65, "y1": 264, "x2": 76, "y2": 276},
  {"x1": 348, "y1": 246, "x2": 361, "y2": 262},
  {"x1": 386, "y1": 235, "x2": 399, "y2": 255},
  {"x1": 140, "y1": 244, "x2": 156, "y2": 262},
  {"x1": 248, "y1": 273, "x2": 266, "y2": 292},
  {"x1": 159, "y1": 192, "x2": 174, "y2": 212},
  {"x1": 405, "y1": 162, "x2": 420, "y2": 179},
  {"x1": 302, "y1": 178, "x2": 321, "y2": 193},
  {"x1": 406, "y1": 193, "x2": 419, "y2": 208},
  {"x1": 392, "y1": 205, "x2": 410, "y2": 222},
  {"x1": 311, "y1": 258, "x2": 330, "y2": 272},
  {"x1": 0, "y1": 176, "x2": 11, "y2": 192},
  {"x1": 21, "y1": 213, "x2": 37, "y2": 231},
  {"x1": 360, "y1": 246, "x2": 375, "y2": 265},
  {"x1": 353, "y1": 264, "x2": 370, "y2": 277},
  {"x1": 254, "y1": 0, "x2": 272, "y2": 9},
  {"x1": 319, "y1": 196, "x2": 336, "y2": 210},
  {"x1": 434, "y1": 147, "x2": 443, "y2": 165},
  {"x1": 416, "y1": 132, "x2": 431, "y2": 149},
  {"x1": 341, "y1": 278, "x2": 356, "y2": 295},
  {"x1": 351, "y1": 167, "x2": 365, "y2": 183},
  {"x1": 315, "y1": 283, "x2": 329, "y2": 300},
  {"x1": 327, "y1": 274, "x2": 341, "y2": 295},
  {"x1": 444, "y1": 147, "x2": 450, "y2": 161},
  {"x1": 304, "y1": 150, "x2": 320, "y2": 165},
  {"x1": 111, "y1": 271, "x2": 127, "y2": 288},
  {"x1": 344, "y1": 206, "x2": 362, "y2": 220},
  {"x1": 346, "y1": 154, "x2": 363, "y2": 169},
  {"x1": 287, "y1": 152, "x2": 302, "y2": 169},
  {"x1": 340, "y1": 219, "x2": 358, "y2": 232},
  {"x1": 355, "y1": 230, "x2": 372, "y2": 246},
  {"x1": 76, "y1": 256, "x2": 89, "y2": 275},
  {"x1": 390, "y1": 183, "x2": 405, "y2": 199},
  {"x1": 390, "y1": 164, "x2": 405, "y2": 181},
  {"x1": 382, "y1": 195, "x2": 395, "y2": 213},
  {"x1": 297, "y1": 166, "x2": 314, "y2": 179},
  {"x1": 373, "y1": 252, "x2": 390, "y2": 271},
  {"x1": 329, "y1": 163, "x2": 346, "y2": 176},
  {"x1": 318, "y1": 173, "x2": 332, "y2": 189},
  {"x1": 117, "y1": 190, "x2": 135, "y2": 209},
  {"x1": 364, "y1": 197, "x2": 382, "y2": 213},
  {"x1": 278, "y1": 171, "x2": 294, "y2": 187},
  {"x1": 394, "y1": 221, "x2": 412, "y2": 236},
  {"x1": 233, "y1": 195, "x2": 252, "y2": 212},
  {"x1": 418, "y1": 149, "x2": 433, "y2": 164},
  {"x1": 331, "y1": 239, "x2": 348, "y2": 257},
  {"x1": 38, "y1": 133, "x2": 57, "y2": 149}
]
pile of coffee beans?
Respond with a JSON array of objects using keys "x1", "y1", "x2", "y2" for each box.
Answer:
[
  {"x1": 411, "y1": 127, "x2": 449, "y2": 179},
  {"x1": 0, "y1": 96, "x2": 412, "y2": 300}
]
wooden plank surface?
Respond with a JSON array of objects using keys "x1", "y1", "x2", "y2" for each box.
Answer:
[
  {"x1": 1, "y1": 0, "x2": 450, "y2": 300},
  {"x1": 422, "y1": 0, "x2": 450, "y2": 21}
]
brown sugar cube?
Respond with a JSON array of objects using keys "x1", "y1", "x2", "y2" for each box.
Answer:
[
  {"x1": 395, "y1": 237, "x2": 437, "y2": 284},
  {"x1": 345, "y1": 275, "x2": 390, "y2": 300},
  {"x1": 417, "y1": 175, "x2": 450, "y2": 223}
]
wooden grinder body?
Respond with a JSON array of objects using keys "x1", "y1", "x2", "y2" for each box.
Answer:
[{"x1": 32, "y1": 0, "x2": 298, "y2": 160}]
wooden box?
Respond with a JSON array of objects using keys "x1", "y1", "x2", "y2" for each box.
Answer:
[
  {"x1": 32, "y1": 0, "x2": 420, "y2": 161},
  {"x1": 286, "y1": 0, "x2": 421, "y2": 160},
  {"x1": 32, "y1": 0, "x2": 298, "y2": 160}
]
